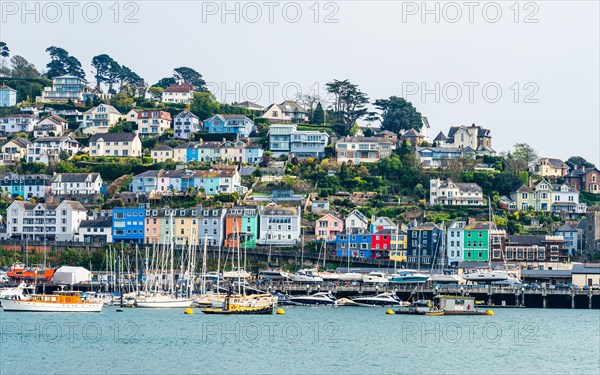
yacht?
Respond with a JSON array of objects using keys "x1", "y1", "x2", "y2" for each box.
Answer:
[
  {"x1": 462, "y1": 270, "x2": 509, "y2": 283},
  {"x1": 429, "y1": 273, "x2": 463, "y2": 284},
  {"x1": 389, "y1": 270, "x2": 430, "y2": 284},
  {"x1": 288, "y1": 292, "x2": 337, "y2": 306},
  {"x1": 290, "y1": 269, "x2": 323, "y2": 283},
  {"x1": 258, "y1": 269, "x2": 290, "y2": 280},
  {"x1": 351, "y1": 293, "x2": 409, "y2": 307},
  {"x1": 318, "y1": 271, "x2": 341, "y2": 282},
  {"x1": 1, "y1": 291, "x2": 103, "y2": 312},
  {"x1": 0, "y1": 282, "x2": 34, "y2": 303},
  {"x1": 362, "y1": 271, "x2": 389, "y2": 284},
  {"x1": 135, "y1": 292, "x2": 193, "y2": 308},
  {"x1": 223, "y1": 268, "x2": 251, "y2": 279},
  {"x1": 337, "y1": 272, "x2": 363, "y2": 282}
]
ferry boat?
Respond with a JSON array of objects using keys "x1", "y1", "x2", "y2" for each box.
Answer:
[
  {"x1": 351, "y1": 293, "x2": 409, "y2": 307},
  {"x1": 288, "y1": 292, "x2": 337, "y2": 306},
  {"x1": 389, "y1": 270, "x2": 430, "y2": 284},
  {"x1": 1, "y1": 291, "x2": 103, "y2": 312}
]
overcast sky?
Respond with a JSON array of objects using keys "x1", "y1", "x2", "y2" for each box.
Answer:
[{"x1": 2, "y1": 1, "x2": 599, "y2": 165}]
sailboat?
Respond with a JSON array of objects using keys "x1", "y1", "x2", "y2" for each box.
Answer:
[
  {"x1": 202, "y1": 227, "x2": 276, "y2": 315},
  {"x1": 135, "y1": 212, "x2": 193, "y2": 308},
  {"x1": 428, "y1": 222, "x2": 463, "y2": 284}
]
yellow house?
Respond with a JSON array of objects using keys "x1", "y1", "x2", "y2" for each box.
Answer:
[
  {"x1": 172, "y1": 209, "x2": 198, "y2": 246},
  {"x1": 390, "y1": 230, "x2": 408, "y2": 262},
  {"x1": 533, "y1": 158, "x2": 570, "y2": 178},
  {"x1": 151, "y1": 145, "x2": 174, "y2": 163}
]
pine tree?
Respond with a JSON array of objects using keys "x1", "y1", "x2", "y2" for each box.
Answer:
[{"x1": 312, "y1": 102, "x2": 325, "y2": 124}]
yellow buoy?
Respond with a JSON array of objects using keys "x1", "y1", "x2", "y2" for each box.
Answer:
[
  {"x1": 386, "y1": 309, "x2": 395, "y2": 315},
  {"x1": 276, "y1": 308, "x2": 285, "y2": 315},
  {"x1": 486, "y1": 309, "x2": 494, "y2": 316},
  {"x1": 184, "y1": 308, "x2": 194, "y2": 315}
]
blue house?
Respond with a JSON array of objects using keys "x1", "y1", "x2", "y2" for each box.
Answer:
[
  {"x1": 203, "y1": 115, "x2": 254, "y2": 138},
  {"x1": 406, "y1": 223, "x2": 442, "y2": 268},
  {"x1": 335, "y1": 228, "x2": 373, "y2": 259},
  {"x1": 555, "y1": 225, "x2": 578, "y2": 256},
  {"x1": 112, "y1": 208, "x2": 146, "y2": 243},
  {"x1": 0, "y1": 83, "x2": 17, "y2": 107}
]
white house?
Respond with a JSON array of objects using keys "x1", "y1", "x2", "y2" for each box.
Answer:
[
  {"x1": 134, "y1": 110, "x2": 172, "y2": 137},
  {"x1": 26, "y1": 136, "x2": 79, "y2": 164},
  {"x1": 151, "y1": 145, "x2": 174, "y2": 163},
  {"x1": 261, "y1": 100, "x2": 309, "y2": 123},
  {"x1": 1, "y1": 137, "x2": 31, "y2": 164},
  {"x1": 446, "y1": 221, "x2": 466, "y2": 265},
  {"x1": 0, "y1": 83, "x2": 17, "y2": 107},
  {"x1": 79, "y1": 104, "x2": 123, "y2": 135},
  {"x1": 551, "y1": 183, "x2": 586, "y2": 214},
  {"x1": 89, "y1": 133, "x2": 142, "y2": 157},
  {"x1": 6, "y1": 200, "x2": 87, "y2": 241},
  {"x1": 335, "y1": 137, "x2": 394, "y2": 164},
  {"x1": 345, "y1": 209, "x2": 369, "y2": 230},
  {"x1": 51, "y1": 173, "x2": 103, "y2": 195},
  {"x1": 0, "y1": 114, "x2": 36, "y2": 135},
  {"x1": 257, "y1": 204, "x2": 301, "y2": 245},
  {"x1": 33, "y1": 115, "x2": 69, "y2": 137},
  {"x1": 39, "y1": 75, "x2": 88, "y2": 103},
  {"x1": 75, "y1": 217, "x2": 113, "y2": 243},
  {"x1": 429, "y1": 178, "x2": 485, "y2": 206},
  {"x1": 173, "y1": 111, "x2": 201, "y2": 139},
  {"x1": 161, "y1": 80, "x2": 194, "y2": 104},
  {"x1": 268, "y1": 124, "x2": 329, "y2": 158}
]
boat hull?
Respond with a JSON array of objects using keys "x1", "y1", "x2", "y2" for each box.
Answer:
[
  {"x1": 202, "y1": 306, "x2": 273, "y2": 315},
  {"x1": 288, "y1": 298, "x2": 335, "y2": 306},
  {"x1": 1, "y1": 299, "x2": 103, "y2": 312},
  {"x1": 353, "y1": 299, "x2": 403, "y2": 307},
  {"x1": 135, "y1": 299, "x2": 193, "y2": 308}
]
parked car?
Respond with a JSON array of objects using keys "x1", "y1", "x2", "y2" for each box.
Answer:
[
  {"x1": 555, "y1": 283, "x2": 570, "y2": 290},
  {"x1": 565, "y1": 284, "x2": 579, "y2": 290},
  {"x1": 583, "y1": 285, "x2": 590, "y2": 291},
  {"x1": 525, "y1": 283, "x2": 540, "y2": 290},
  {"x1": 592, "y1": 284, "x2": 600, "y2": 291}
]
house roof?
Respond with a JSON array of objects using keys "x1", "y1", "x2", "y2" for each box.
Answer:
[
  {"x1": 0, "y1": 83, "x2": 16, "y2": 91},
  {"x1": 33, "y1": 136, "x2": 78, "y2": 143},
  {"x1": 164, "y1": 82, "x2": 194, "y2": 93},
  {"x1": 3, "y1": 114, "x2": 34, "y2": 119},
  {"x1": 572, "y1": 264, "x2": 600, "y2": 274},
  {"x1": 506, "y1": 235, "x2": 565, "y2": 246},
  {"x1": 465, "y1": 221, "x2": 493, "y2": 230},
  {"x1": 153, "y1": 145, "x2": 173, "y2": 151},
  {"x1": 566, "y1": 167, "x2": 600, "y2": 178},
  {"x1": 89, "y1": 132, "x2": 137, "y2": 142},
  {"x1": 175, "y1": 110, "x2": 199, "y2": 119},
  {"x1": 40, "y1": 114, "x2": 68, "y2": 124},
  {"x1": 375, "y1": 130, "x2": 397, "y2": 136},
  {"x1": 433, "y1": 131, "x2": 448, "y2": 142},
  {"x1": 52, "y1": 173, "x2": 101, "y2": 183},
  {"x1": 540, "y1": 158, "x2": 569, "y2": 169},
  {"x1": 83, "y1": 104, "x2": 121, "y2": 115},
  {"x1": 61, "y1": 200, "x2": 87, "y2": 211},
  {"x1": 6, "y1": 137, "x2": 32, "y2": 148},
  {"x1": 401, "y1": 128, "x2": 424, "y2": 138},
  {"x1": 260, "y1": 205, "x2": 299, "y2": 216},
  {"x1": 556, "y1": 225, "x2": 577, "y2": 232},
  {"x1": 79, "y1": 217, "x2": 112, "y2": 228},
  {"x1": 338, "y1": 136, "x2": 392, "y2": 144},
  {"x1": 438, "y1": 179, "x2": 482, "y2": 193}
]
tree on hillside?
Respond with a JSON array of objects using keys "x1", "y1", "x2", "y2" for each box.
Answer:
[
  {"x1": 512, "y1": 143, "x2": 538, "y2": 170},
  {"x1": 325, "y1": 79, "x2": 369, "y2": 134},
  {"x1": 91, "y1": 54, "x2": 113, "y2": 89},
  {"x1": 370, "y1": 96, "x2": 422, "y2": 134},
  {"x1": 44, "y1": 46, "x2": 85, "y2": 79},
  {"x1": 148, "y1": 86, "x2": 164, "y2": 101},
  {"x1": 154, "y1": 77, "x2": 177, "y2": 89},
  {"x1": 190, "y1": 92, "x2": 220, "y2": 120},
  {"x1": 0, "y1": 42, "x2": 9, "y2": 74},
  {"x1": 105, "y1": 60, "x2": 122, "y2": 94},
  {"x1": 174, "y1": 67, "x2": 207, "y2": 91},
  {"x1": 566, "y1": 156, "x2": 595, "y2": 170},
  {"x1": 312, "y1": 102, "x2": 325, "y2": 124},
  {"x1": 10, "y1": 56, "x2": 40, "y2": 79}
]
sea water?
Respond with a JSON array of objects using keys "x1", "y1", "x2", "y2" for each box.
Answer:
[{"x1": 1, "y1": 307, "x2": 599, "y2": 374}]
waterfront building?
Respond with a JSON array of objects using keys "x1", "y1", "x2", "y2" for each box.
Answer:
[
  {"x1": 0, "y1": 173, "x2": 51, "y2": 199},
  {"x1": 334, "y1": 228, "x2": 374, "y2": 258},
  {"x1": 224, "y1": 206, "x2": 259, "y2": 248},
  {"x1": 390, "y1": 230, "x2": 408, "y2": 263},
  {"x1": 315, "y1": 213, "x2": 344, "y2": 242},
  {"x1": 257, "y1": 204, "x2": 301, "y2": 246},
  {"x1": 446, "y1": 221, "x2": 466, "y2": 265},
  {"x1": 197, "y1": 207, "x2": 226, "y2": 247},
  {"x1": 462, "y1": 221, "x2": 492, "y2": 262},
  {"x1": 406, "y1": 223, "x2": 442, "y2": 268},
  {"x1": 501, "y1": 235, "x2": 568, "y2": 263},
  {"x1": 370, "y1": 216, "x2": 396, "y2": 233},
  {"x1": 75, "y1": 217, "x2": 113, "y2": 243},
  {"x1": 554, "y1": 225, "x2": 578, "y2": 256},
  {"x1": 7, "y1": 200, "x2": 87, "y2": 241},
  {"x1": 89, "y1": 132, "x2": 142, "y2": 157},
  {"x1": 345, "y1": 209, "x2": 368, "y2": 230},
  {"x1": 26, "y1": 136, "x2": 79, "y2": 164},
  {"x1": 429, "y1": 178, "x2": 484, "y2": 206},
  {"x1": 112, "y1": 207, "x2": 146, "y2": 243},
  {"x1": 173, "y1": 111, "x2": 201, "y2": 139},
  {"x1": 50, "y1": 173, "x2": 103, "y2": 195}
]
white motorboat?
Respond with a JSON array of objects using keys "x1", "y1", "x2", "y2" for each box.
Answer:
[
  {"x1": 288, "y1": 292, "x2": 337, "y2": 306},
  {"x1": 1, "y1": 291, "x2": 103, "y2": 312},
  {"x1": 0, "y1": 282, "x2": 34, "y2": 303},
  {"x1": 135, "y1": 293, "x2": 193, "y2": 308},
  {"x1": 290, "y1": 269, "x2": 323, "y2": 283},
  {"x1": 223, "y1": 268, "x2": 251, "y2": 279},
  {"x1": 318, "y1": 271, "x2": 340, "y2": 281},
  {"x1": 462, "y1": 270, "x2": 509, "y2": 283},
  {"x1": 337, "y1": 272, "x2": 363, "y2": 282},
  {"x1": 429, "y1": 273, "x2": 463, "y2": 284},
  {"x1": 258, "y1": 269, "x2": 290, "y2": 280},
  {"x1": 351, "y1": 293, "x2": 410, "y2": 307},
  {"x1": 389, "y1": 270, "x2": 430, "y2": 284},
  {"x1": 362, "y1": 271, "x2": 389, "y2": 284}
]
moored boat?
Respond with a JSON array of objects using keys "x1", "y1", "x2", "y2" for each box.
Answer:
[
  {"x1": 288, "y1": 292, "x2": 336, "y2": 306},
  {"x1": 389, "y1": 270, "x2": 430, "y2": 284},
  {"x1": 1, "y1": 291, "x2": 103, "y2": 312},
  {"x1": 352, "y1": 292, "x2": 409, "y2": 307},
  {"x1": 202, "y1": 293, "x2": 275, "y2": 315},
  {"x1": 135, "y1": 293, "x2": 193, "y2": 308}
]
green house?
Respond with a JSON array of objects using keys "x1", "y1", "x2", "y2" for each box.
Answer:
[{"x1": 462, "y1": 221, "x2": 492, "y2": 262}]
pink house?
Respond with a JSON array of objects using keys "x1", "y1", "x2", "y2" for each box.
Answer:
[{"x1": 315, "y1": 214, "x2": 344, "y2": 241}]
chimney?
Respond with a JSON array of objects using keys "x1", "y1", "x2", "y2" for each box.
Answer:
[
  {"x1": 582, "y1": 166, "x2": 586, "y2": 173},
  {"x1": 528, "y1": 176, "x2": 533, "y2": 189}
]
